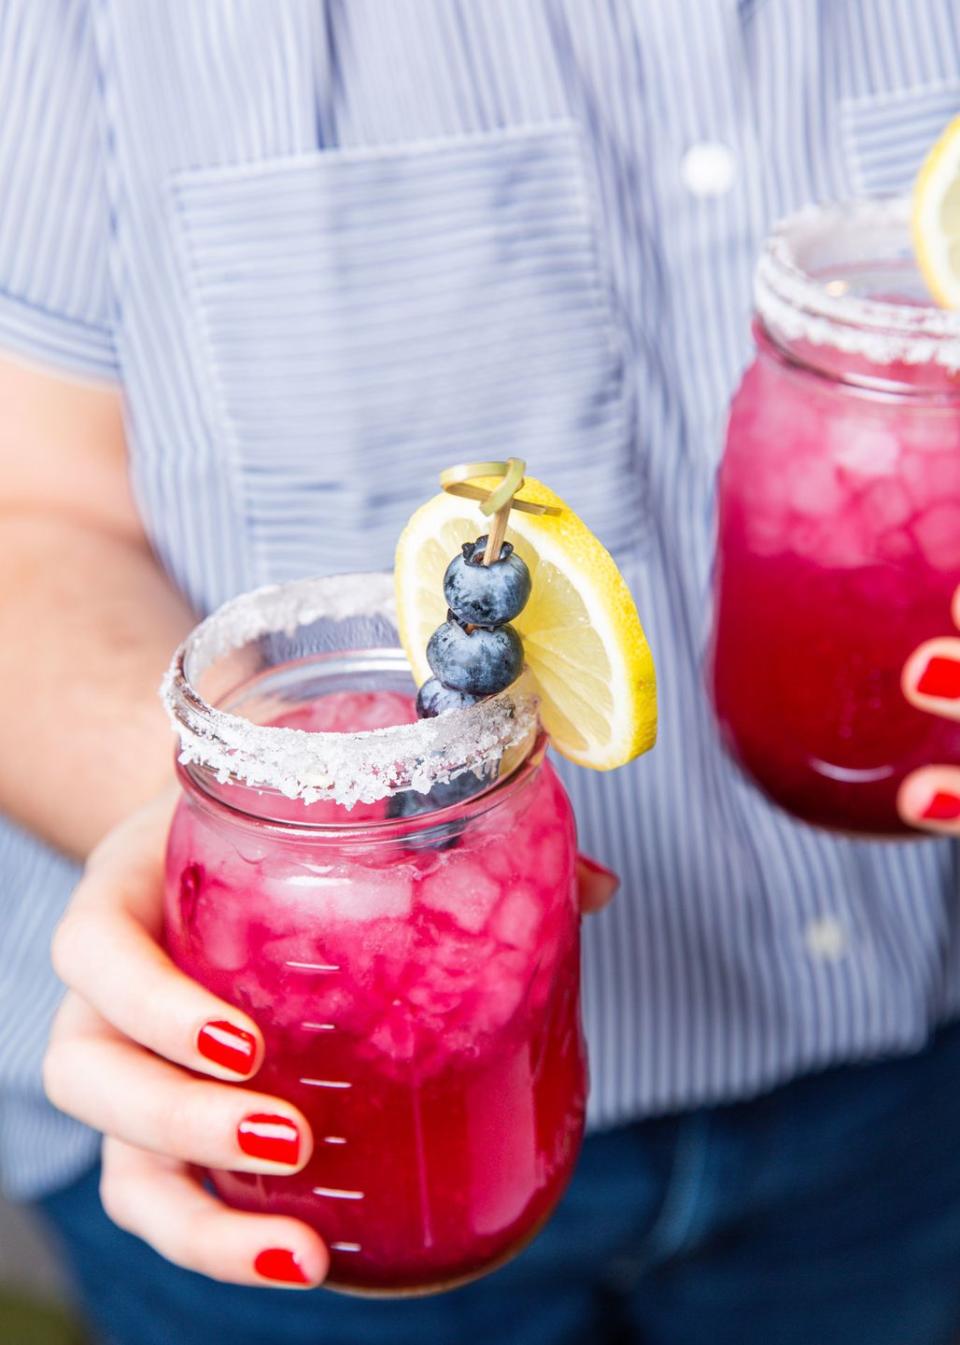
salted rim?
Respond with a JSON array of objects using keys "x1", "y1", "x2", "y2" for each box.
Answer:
[
  {"x1": 161, "y1": 572, "x2": 539, "y2": 807},
  {"x1": 755, "y1": 198, "x2": 960, "y2": 371}
]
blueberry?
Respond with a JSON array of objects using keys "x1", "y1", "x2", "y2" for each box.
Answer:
[
  {"x1": 416, "y1": 677, "x2": 479, "y2": 719},
  {"x1": 426, "y1": 616, "x2": 523, "y2": 696},
  {"x1": 385, "y1": 768, "x2": 489, "y2": 850},
  {"x1": 387, "y1": 769, "x2": 486, "y2": 820},
  {"x1": 443, "y1": 537, "x2": 531, "y2": 627}
]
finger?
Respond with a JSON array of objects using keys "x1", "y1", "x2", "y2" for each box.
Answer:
[
  {"x1": 85, "y1": 790, "x2": 179, "y2": 932},
  {"x1": 897, "y1": 767, "x2": 960, "y2": 835},
  {"x1": 52, "y1": 860, "x2": 264, "y2": 1083},
  {"x1": 45, "y1": 1017, "x2": 312, "y2": 1175},
  {"x1": 100, "y1": 1138, "x2": 328, "y2": 1288},
  {"x1": 951, "y1": 584, "x2": 960, "y2": 632},
  {"x1": 902, "y1": 638, "x2": 960, "y2": 721},
  {"x1": 576, "y1": 855, "x2": 620, "y2": 914}
]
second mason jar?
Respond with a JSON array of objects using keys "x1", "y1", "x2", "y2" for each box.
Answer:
[
  {"x1": 710, "y1": 199, "x2": 960, "y2": 836},
  {"x1": 162, "y1": 573, "x2": 585, "y2": 1296}
]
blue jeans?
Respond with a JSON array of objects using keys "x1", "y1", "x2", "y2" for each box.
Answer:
[{"x1": 38, "y1": 1022, "x2": 960, "y2": 1345}]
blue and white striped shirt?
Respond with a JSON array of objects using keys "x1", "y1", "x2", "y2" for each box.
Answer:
[{"x1": 2, "y1": 0, "x2": 959, "y2": 1200}]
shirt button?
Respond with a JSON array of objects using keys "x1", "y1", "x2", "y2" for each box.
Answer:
[
  {"x1": 805, "y1": 917, "x2": 848, "y2": 962},
  {"x1": 680, "y1": 141, "x2": 737, "y2": 197}
]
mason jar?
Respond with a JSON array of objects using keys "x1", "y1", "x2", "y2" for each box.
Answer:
[
  {"x1": 710, "y1": 199, "x2": 960, "y2": 836},
  {"x1": 162, "y1": 573, "x2": 585, "y2": 1295}
]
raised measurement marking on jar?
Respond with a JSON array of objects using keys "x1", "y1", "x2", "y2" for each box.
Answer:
[
  {"x1": 322, "y1": 1135, "x2": 348, "y2": 1145},
  {"x1": 301, "y1": 1021, "x2": 337, "y2": 1032},
  {"x1": 284, "y1": 960, "x2": 340, "y2": 973},
  {"x1": 809, "y1": 759, "x2": 896, "y2": 784},
  {"x1": 312, "y1": 1186, "x2": 365, "y2": 1201},
  {"x1": 299, "y1": 1077, "x2": 352, "y2": 1089},
  {"x1": 330, "y1": 1242, "x2": 362, "y2": 1253}
]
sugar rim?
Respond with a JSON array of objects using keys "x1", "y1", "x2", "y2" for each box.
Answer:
[
  {"x1": 161, "y1": 572, "x2": 540, "y2": 807},
  {"x1": 754, "y1": 198, "x2": 960, "y2": 371}
]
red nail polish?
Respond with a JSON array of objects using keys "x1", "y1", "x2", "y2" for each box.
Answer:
[
  {"x1": 254, "y1": 1248, "x2": 311, "y2": 1285},
  {"x1": 916, "y1": 656, "x2": 960, "y2": 700},
  {"x1": 578, "y1": 855, "x2": 620, "y2": 885},
  {"x1": 197, "y1": 1021, "x2": 257, "y2": 1075},
  {"x1": 238, "y1": 1113, "x2": 301, "y2": 1165},
  {"x1": 922, "y1": 791, "x2": 960, "y2": 822}
]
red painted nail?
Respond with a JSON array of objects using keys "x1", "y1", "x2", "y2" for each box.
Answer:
[
  {"x1": 921, "y1": 791, "x2": 960, "y2": 822},
  {"x1": 238, "y1": 1113, "x2": 301, "y2": 1165},
  {"x1": 196, "y1": 1021, "x2": 257, "y2": 1075},
  {"x1": 915, "y1": 656, "x2": 960, "y2": 700},
  {"x1": 254, "y1": 1248, "x2": 311, "y2": 1285},
  {"x1": 578, "y1": 855, "x2": 620, "y2": 886}
]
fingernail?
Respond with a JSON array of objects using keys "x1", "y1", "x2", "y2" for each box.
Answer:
[
  {"x1": 921, "y1": 791, "x2": 960, "y2": 822},
  {"x1": 915, "y1": 656, "x2": 960, "y2": 700},
  {"x1": 238, "y1": 1113, "x2": 301, "y2": 1166},
  {"x1": 197, "y1": 1020, "x2": 257, "y2": 1075},
  {"x1": 254, "y1": 1248, "x2": 311, "y2": 1285},
  {"x1": 579, "y1": 855, "x2": 620, "y2": 891}
]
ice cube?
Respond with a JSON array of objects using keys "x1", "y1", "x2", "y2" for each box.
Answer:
[
  {"x1": 740, "y1": 458, "x2": 793, "y2": 517},
  {"x1": 833, "y1": 426, "x2": 900, "y2": 479},
  {"x1": 789, "y1": 456, "x2": 844, "y2": 518},
  {"x1": 790, "y1": 515, "x2": 870, "y2": 569},
  {"x1": 901, "y1": 410, "x2": 957, "y2": 455},
  {"x1": 746, "y1": 509, "x2": 792, "y2": 557},
  {"x1": 176, "y1": 868, "x2": 248, "y2": 972},
  {"x1": 903, "y1": 452, "x2": 960, "y2": 509},
  {"x1": 481, "y1": 845, "x2": 516, "y2": 881},
  {"x1": 309, "y1": 983, "x2": 357, "y2": 1027},
  {"x1": 330, "y1": 871, "x2": 413, "y2": 922},
  {"x1": 476, "y1": 947, "x2": 529, "y2": 1032},
  {"x1": 820, "y1": 522, "x2": 873, "y2": 569},
  {"x1": 368, "y1": 1009, "x2": 418, "y2": 1061},
  {"x1": 193, "y1": 896, "x2": 249, "y2": 972},
  {"x1": 535, "y1": 832, "x2": 570, "y2": 889},
  {"x1": 267, "y1": 867, "x2": 414, "y2": 923},
  {"x1": 349, "y1": 921, "x2": 413, "y2": 1002},
  {"x1": 419, "y1": 858, "x2": 501, "y2": 933},
  {"x1": 861, "y1": 479, "x2": 915, "y2": 532},
  {"x1": 914, "y1": 504, "x2": 960, "y2": 572},
  {"x1": 878, "y1": 529, "x2": 916, "y2": 562},
  {"x1": 281, "y1": 690, "x2": 417, "y2": 733},
  {"x1": 491, "y1": 886, "x2": 543, "y2": 950}
]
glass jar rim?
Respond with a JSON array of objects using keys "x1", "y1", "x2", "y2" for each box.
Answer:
[
  {"x1": 175, "y1": 731, "x2": 548, "y2": 839},
  {"x1": 755, "y1": 198, "x2": 960, "y2": 372},
  {"x1": 161, "y1": 572, "x2": 540, "y2": 808}
]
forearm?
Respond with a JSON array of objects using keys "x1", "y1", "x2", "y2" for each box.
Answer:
[{"x1": 0, "y1": 513, "x2": 194, "y2": 859}]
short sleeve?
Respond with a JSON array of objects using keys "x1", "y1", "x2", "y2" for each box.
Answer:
[{"x1": 0, "y1": 0, "x2": 117, "y2": 380}]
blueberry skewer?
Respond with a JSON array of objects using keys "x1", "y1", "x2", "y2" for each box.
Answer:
[{"x1": 417, "y1": 460, "x2": 532, "y2": 717}]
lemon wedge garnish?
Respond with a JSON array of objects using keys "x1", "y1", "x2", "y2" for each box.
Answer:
[
  {"x1": 395, "y1": 476, "x2": 657, "y2": 770},
  {"x1": 913, "y1": 114, "x2": 960, "y2": 309}
]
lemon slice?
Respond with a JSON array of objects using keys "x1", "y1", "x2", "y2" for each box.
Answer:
[
  {"x1": 913, "y1": 114, "x2": 960, "y2": 308},
  {"x1": 395, "y1": 476, "x2": 657, "y2": 769}
]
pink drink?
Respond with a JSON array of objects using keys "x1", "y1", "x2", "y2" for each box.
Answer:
[
  {"x1": 164, "y1": 680, "x2": 584, "y2": 1295},
  {"x1": 710, "y1": 202, "x2": 960, "y2": 834}
]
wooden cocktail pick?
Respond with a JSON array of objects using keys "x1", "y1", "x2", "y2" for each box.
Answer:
[{"x1": 439, "y1": 459, "x2": 561, "y2": 566}]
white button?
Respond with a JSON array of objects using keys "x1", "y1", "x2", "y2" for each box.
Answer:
[
  {"x1": 681, "y1": 141, "x2": 736, "y2": 197},
  {"x1": 805, "y1": 917, "x2": 847, "y2": 962}
]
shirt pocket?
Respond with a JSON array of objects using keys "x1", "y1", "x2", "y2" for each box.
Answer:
[
  {"x1": 170, "y1": 122, "x2": 639, "y2": 583},
  {"x1": 840, "y1": 82, "x2": 960, "y2": 198}
]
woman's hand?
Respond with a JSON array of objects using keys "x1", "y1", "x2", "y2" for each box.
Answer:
[
  {"x1": 899, "y1": 585, "x2": 960, "y2": 834},
  {"x1": 44, "y1": 794, "x2": 329, "y2": 1288},
  {"x1": 45, "y1": 791, "x2": 619, "y2": 1286}
]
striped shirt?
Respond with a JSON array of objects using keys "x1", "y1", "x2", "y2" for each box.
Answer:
[{"x1": 2, "y1": 0, "x2": 959, "y2": 1200}]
